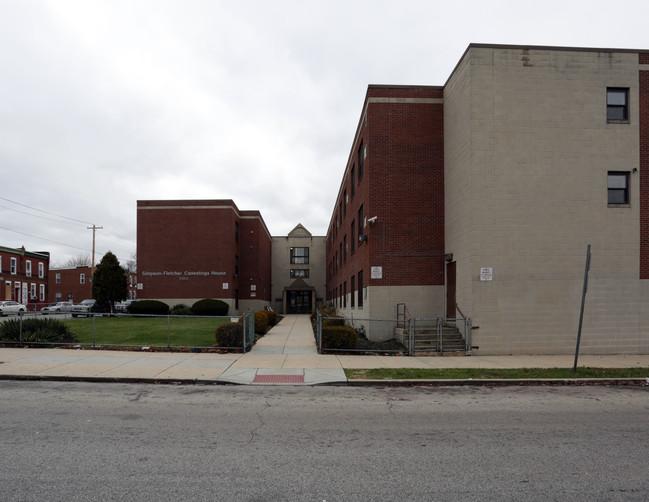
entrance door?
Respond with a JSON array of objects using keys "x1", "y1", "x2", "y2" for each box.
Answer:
[
  {"x1": 4, "y1": 282, "x2": 11, "y2": 301},
  {"x1": 287, "y1": 291, "x2": 312, "y2": 314},
  {"x1": 446, "y1": 261, "x2": 456, "y2": 318}
]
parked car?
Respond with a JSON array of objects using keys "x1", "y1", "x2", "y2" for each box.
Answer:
[
  {"x1": 115, "y1": 300, "x2": 133, "y2": 313},
  {"x1": 70, "y1": 299, "x2": 110, "y2": 317},
  {"x1": 0, "y1": 301, "x2": 27, "y2": 316},
  {"x1": 41, "y1": 301, "x2": 74, "y2": 315}
]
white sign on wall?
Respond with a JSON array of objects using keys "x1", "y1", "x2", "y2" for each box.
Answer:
[
  {"x1": 223, "y1": 283, "x2": 229, "y2": 289},
  {"x1": 371, "y1": 266, "x2": 383, "y2": 279},
  {"x1": 480, "y1": 267, "x2": 493, "y2": 281}
]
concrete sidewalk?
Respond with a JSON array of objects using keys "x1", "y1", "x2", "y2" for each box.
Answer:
[{"x1": 1, "y1": 314, "x2": 648, "y2": 385}]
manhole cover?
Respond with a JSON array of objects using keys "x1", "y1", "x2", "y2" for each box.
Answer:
[{"x1": 253, "y1": 374, "x2": 305, "y2": 383}]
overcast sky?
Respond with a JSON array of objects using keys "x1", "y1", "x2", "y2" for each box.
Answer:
[{"x1": 2, "y1": 0, "x2": 649, "y2": 268}]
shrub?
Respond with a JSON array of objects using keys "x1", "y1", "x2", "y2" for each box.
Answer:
[
  {"x1": 254, "y1": 310, "x2": 269, "y2": 335},
  {"x1": 129, "y1": 300, "x2": 170, "y2": 315},
  {"x1": 171, "y1": 304, "x2": 192, "y2": 316},
  {"x1": 322, "y1": 326, "x2": 358, "y2": 350},
  {"x1": 215, "y1": 322, "x2": 243, "y2": 348},
  {"x1": 0, "y1": 318, "x2": 78, "y2": 344},
  {"x1": 191, "y1": 299, "x2": 229, "y2": 316},
  {"x1": 265, "y1": 310, "x2": 278, "y2": 327},
  {"x1": 322, "y1": 316, "x2": 345, "y2": 328}
]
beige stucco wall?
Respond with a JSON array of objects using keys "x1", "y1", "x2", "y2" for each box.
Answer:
[
  {"x1": 271, "y1": 224, "x2": 326, "y2": 314},
  {"x1": 445, "y1": 46, "x2": 648, "y2": 354},
  {"x1": 333, "y1": 285, "x2": 445, "y2": 341}
]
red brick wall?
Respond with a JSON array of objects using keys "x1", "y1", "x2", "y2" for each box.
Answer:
[
  {"x1": 640, "y1": 57, "x2": 649, "y2": 278},
  {"x1": 239, "y1": 212, "x2": 272, "y2": 301},
  {"x1": 48, "y1": 266, "x2": 91, "y2": 303},
  {"x1": 137, "y1": 200, "x2": 271, "y2": 303},
  {"x1": 0, "y1": 248, "x2": 49, "y2": 305},
  {"x1": 326, "y1": 86, "x2": 445, "y2": 299}
]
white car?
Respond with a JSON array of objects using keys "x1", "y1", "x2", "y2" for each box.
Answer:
[
  {"x1": 0, "y1": 301, "x2": 27, "y2": 316},
  {"x1": 41, "y1": 302, "x2": 74, "y2": 314}
]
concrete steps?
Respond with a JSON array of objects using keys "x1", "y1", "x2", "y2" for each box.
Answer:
[{"x1": 394, "y1": 324, "x2": 468, "y2": 354}]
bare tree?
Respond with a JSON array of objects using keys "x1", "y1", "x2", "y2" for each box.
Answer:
[
  {"x1": 125, "y1": 252, "x2": 137, "y2": 274},
  {"x1": 51, "y1": 254, "x2": 92, "y2": 269}
]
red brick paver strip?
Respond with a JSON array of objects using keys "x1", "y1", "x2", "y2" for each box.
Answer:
[{"x1": 253, "y1": 374, "x2": 305, "y2": 383}]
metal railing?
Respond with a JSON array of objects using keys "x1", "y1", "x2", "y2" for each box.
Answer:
[{"x1": 317, "y1": 313, "x2": 472, "y2": 355}]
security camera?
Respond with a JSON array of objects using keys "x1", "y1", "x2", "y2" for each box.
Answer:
[{"x1": 368, "y1": 216, "x2": 378, "y2": 225}]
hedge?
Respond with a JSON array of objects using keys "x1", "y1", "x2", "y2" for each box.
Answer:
[
  {"x1": 191, "y1": 299, "x2": 229, "y2": 316},
  {"x1": 215, "y1": 322, "x2": 243, "y2": 347},
  {"x1": 322, "y1": 326, "x2": 358, "y2": 350},
  {"x1": 128, "y1": 300, "x2": 170, "y2": 315}
]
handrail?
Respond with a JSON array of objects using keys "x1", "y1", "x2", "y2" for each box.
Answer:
[{"x1": 455, "y1": 303, "x2": 467, "y2": 320}]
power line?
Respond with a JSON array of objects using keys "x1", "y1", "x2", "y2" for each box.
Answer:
[
  {"x1": 0, "y1": 225, "x2": 92, "y2": 252},
  {"x1": 0, "y1": 204, "x2": 86, "y2": 227},
  {"x1": 0, "y1": 224, "x2": 133, "y2": 265},
  {"x1": 0, "y1": 195, "x2": 93, "y2": 225}
]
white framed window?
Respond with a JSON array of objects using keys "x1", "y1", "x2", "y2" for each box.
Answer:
[
  {"x1": 30, "y1": 283, "x2": 36, "y2": 299},
  {"x1": 26, "y1": 260, "x2": 32, "y2": 277},
  {"x1": 80, "y1": 273, "x2": 85, "y2": 284},
  {"x1": 56, "y1": 273, "x2": 61, "y2": 284},
  {"x1": 10, "y1": 257, "x2": 17, "y2": 275},
  {"x1": 40, "y1": 284, "x2": 46, "y2": 302},
  {"x1": 38, "y1": 262, "x2": 44, "y2": 278}
]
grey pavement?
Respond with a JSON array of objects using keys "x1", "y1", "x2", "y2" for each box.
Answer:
[{"x1": 1, "y1": 314, "x2": 649, "y2": 385}]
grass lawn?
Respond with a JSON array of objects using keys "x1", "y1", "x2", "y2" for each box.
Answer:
[
  {"x1": 345, "y1": 367, "x2": 649, "y2": 380},
  {"x1": 65, "y1": 316, "x2": 232, "y2": 347}
]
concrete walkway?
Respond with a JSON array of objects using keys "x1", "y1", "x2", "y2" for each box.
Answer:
[{"x1": 1, "y1": 314, "x2": 649, "y2": 385}]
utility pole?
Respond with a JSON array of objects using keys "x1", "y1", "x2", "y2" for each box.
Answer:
[{"x1": 87, "y1": 225, "x2": 103, "y2": 280}]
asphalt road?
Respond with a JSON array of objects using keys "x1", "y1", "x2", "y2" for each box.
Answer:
[{"x1": 0, "y1": 381, "x2": 648, "y2": 501}]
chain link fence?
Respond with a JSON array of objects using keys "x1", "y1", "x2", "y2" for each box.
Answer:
[
  {"x1": 317, "y1": 313, "x2": 472, "y2": 355},
  {"x1": 0, "y1": 312, "x2": 256, "y2": 351}
]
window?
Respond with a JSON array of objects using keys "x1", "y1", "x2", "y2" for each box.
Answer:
[
  {"x1": 38, "y1": 262, "x2": 44, "y2": 278},
  {"x1": 0, "y1": 256, "x2": 2, "y2": 273},
  {"x1": 607, "y1": 88, "x2": 629, "y2": 122},
  {"x1": 30, "y1": 283, "x2": 36, "y2": 299},
  {"x1": 351, "y1": 165, "x2": 355, "y2": 196},
  {"x1": 608, "y1": 171, "x2": 630, "y2": 204},
  {"x1": 358, "y1": 140, "x2": 364, "y2": 179},
  {"x1": 56, "y1": 273, "x2": 61, "y2": 284},
  {"x1": 290, "y1": 247, "x2": 309, "y2": 264},
  {"x1": 357, "y1": 270, "x2": 364, "y2": 307},
  {"x1": 343, "y1": 281, "x2": 347, "y2": 308},
  {"x1": 343, "y1": 235, "x2": 347, "y2": 263},
  {"x1": 40, "y1": 284, "x2": 46, "y2": 302},
  {"x1": 351, "y1": 220, "x2": 356, "y2": 253},
  {"x1": 350, "y1": 275, "x2": 355, "y2": 308},
  {"x1": 343, "y1": 190, "x2": 347, "y2": 216},
  {"x1": 290, "y1": 269, "x2": 310, "y2": 278},
  {"x1": 358, "y1": 205, "x2": 365, "y2": 243},
  {"x1": 10, "y1": 257, "x2": 16, "y2": 275},
  {"x1": 26, "y1": 260, "x2": 31, "y2": 277},
  {"x1": 80, "y1": 273, "x2": 85, "y2": 284}
]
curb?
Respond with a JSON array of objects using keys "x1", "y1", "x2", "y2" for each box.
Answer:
[{"x1": 346, "y1": 378, "x2": 648, "y2": 386}]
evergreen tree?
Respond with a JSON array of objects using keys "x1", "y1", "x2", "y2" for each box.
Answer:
[{"x1": 92, "y1": 251, "x2": 127, "y2": 312}]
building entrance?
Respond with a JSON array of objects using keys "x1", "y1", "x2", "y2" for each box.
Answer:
[{"x1": 287, "y1": 290, "x2": 312, "y2": 314}]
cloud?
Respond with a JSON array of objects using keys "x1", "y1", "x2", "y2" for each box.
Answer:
[{"x1": 1, "y1": 0, "x2": 649, "y2": 265}]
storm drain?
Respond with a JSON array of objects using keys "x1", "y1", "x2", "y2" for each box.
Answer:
[{"x1": 253, "y1": 374, "x2": 305, "y2": 384}]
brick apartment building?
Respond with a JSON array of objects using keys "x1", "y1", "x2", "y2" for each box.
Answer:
[
  {"x1": 327, "y1": 43, "x2": 649, "y2": 355},
  {"x1": 137, "y1": 200, "x2": 272, "y2": 312},
  {"x1": 0, "y1": 245, "x2": 49, "y2": 307},
  {"x1": 48, "y1": 266, "x2": 138, "y2": 304}
]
